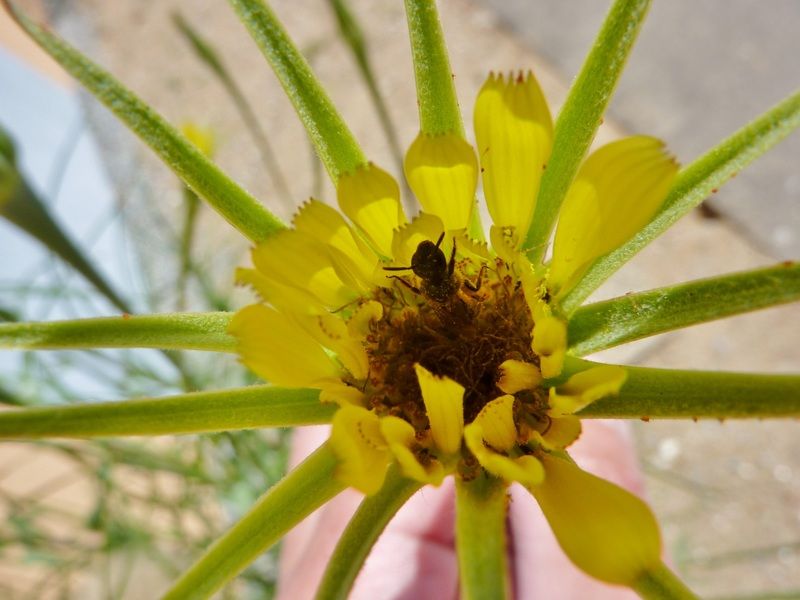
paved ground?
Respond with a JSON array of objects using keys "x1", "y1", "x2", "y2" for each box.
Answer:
[{"x1": 2, "y1": 0, "x2": 799, "y2": 597}]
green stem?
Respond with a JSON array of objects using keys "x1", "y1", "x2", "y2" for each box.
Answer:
[
  {"x1": 0, "y1": 312, "x2": 235, "y2": 352},
  {"x1": 455, "y1": 474, "x2": 509, "y2": 600},
  {"x1": 315, "y1": 466, "x2": 420, "y2": 600},
  {"x1": 564, "y1": 358, "x2": 800, "y2": 419},
  {"x1": 403, "y1": 0, "x2": 483, "y2": 238},
  {"x1": 1, "y1": 175, "x2": 131, "y2": 313},
  {"x1": 162, "y1": 443, "x2": 344, "y2": 600},
  {"x1": 4, "y1": 2, "x2": 285, "y2": 244},
  {"x1": 523, "y1": 0, "x2": 651, "y2": 261},
  {"x1": 229, "y1": 0, "x2": 366, "y2": 179},
  {"x1": 561, "y1": 89, "x2": 800, "y2": 312},
  {"x1": 0, "y1": 386, "x2": 332, "y2": 439},
  {"x1": 632, "y1": 562, "x2": 699, "y2": 600},
  {"x1": 567, "y1": 262, "x2": 800, "y2": 356},
  {"x1": 177, "y1": 188, "x2": 200, "y2": 311},
  {"x1": 403, "y1": 0, "x2": 463, "y2": 136}
]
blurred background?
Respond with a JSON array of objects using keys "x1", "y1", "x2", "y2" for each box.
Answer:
[{"x1": 0, "y1": 0, "x2": 798, "y2": 598}]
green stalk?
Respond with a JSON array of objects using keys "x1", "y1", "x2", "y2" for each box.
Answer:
[
  {"x1": 403, "y1": 0, "x2": 463, "y2": 137},
  {"x1": 523, "y1": 0, "x2": 652, "y2": 261},
  {"x1": 0, "y1": 312, "x2": 235, "y2": 352},
  {"x1": 562, "y1": 89, "x2": 800, "y2": 312},
  {"x1": 162, "y1": 443, "x2": 344, "y2": 600},
  {"x1": 0, "y1": 386, "x2": 332, "y2": 439},
  {"x1": 1, "y1": 128, "x2": 130, "y2": 312},
  {"x1": 567, "y1": 262, "x2": 800, "y2": 356},
  {"x1": 455, "y1": 474, "x2": 509, "y2": 600},
  {"x1": 564, "y1": 358, "x2": 800, "y2": 419},
  {"x1": 177, "y1": 188, "x2": 201, "y2": 311},
  {"x1": 4, "y1": 1, "x2": 284, "y2": 244},
  {"x1": 229, "y1": 0, "x2": 366, "y2": 179},
  {"x1": 172, "y1": 12, "x2": 292, "y2": 204},
  {"x1": 632, "y1": 562, "x2": 699, "y2": 600},
  {"x1": 403, "y1": 0, "x2": 483, "y2": 238},
  {"x1": 315, "y1": 466, "x2": 420, "y2": 600}
]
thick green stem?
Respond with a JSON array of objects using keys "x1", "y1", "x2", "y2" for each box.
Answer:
[
  {"x1": 403, "y1": 0, "x2": 483, "y2": 238},
  {"x1": 0, "y1": 386, "x2": 332, "y2": 439},
  {"x1": 632, "y1": 562, "x2": 699, "y2": 600},
  {"x1": 567, "y1": 262, "x2": 800, "y2": 356},
  {"x1": 561, "y1": 89, "x2": 800, "y2": 312},
  {"x1": 403, "y1": 0, "x2": 463, "y2": 136},
  {"x1": 0, "y1": 312, "x2": 235, "y2": 352},
  {"x1": 4, "y1": 2, "x2": 285, "y2": 243},
  {"x1": 229, "y1": 0, "x2": 366, "y2": 179},
  {"x1": 565, "y1": 358, "x2": 800, "y2": 419},
  {"x1": 315, "y1": 466, "x2": 420, "y2": 600},
  {"x1": 162, "y1": 443, "x2": 344, "y2": 600},
  {"x1": 523, "y1": 0, "x2": 651, "y2": 260},
  {"x1": 455, "y1": 474, "x2": 509, "y2": 600}
]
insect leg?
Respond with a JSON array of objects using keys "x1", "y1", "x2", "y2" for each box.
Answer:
[{"x1": 387, "y1": 275, "x2": 421, "y2": 295}]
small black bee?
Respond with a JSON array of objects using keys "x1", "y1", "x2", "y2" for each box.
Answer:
[{"x1": 384, "y1": 233, "x2": 484, "y2": 304}]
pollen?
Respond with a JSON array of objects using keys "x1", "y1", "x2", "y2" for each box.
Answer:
[{"x1": 361, "y1": 257, "x2": 547, "y2": 430}]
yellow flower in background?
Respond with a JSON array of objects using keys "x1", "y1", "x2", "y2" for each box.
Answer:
[{"x1": 230, "y1": 70, "x2": 677, "y2": 584}]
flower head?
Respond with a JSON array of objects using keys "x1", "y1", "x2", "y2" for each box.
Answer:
[{"x1": 230, "y1": 68, "x2": 677, "y2": 582}]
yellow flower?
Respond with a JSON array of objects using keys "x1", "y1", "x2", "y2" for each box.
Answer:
[{"x1": 231, "y1": 70, "x2": 677, "y2": 585}]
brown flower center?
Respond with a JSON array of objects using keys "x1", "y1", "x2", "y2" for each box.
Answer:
[{"x1": 361, "y1": 257, "x2": 542, "y2": 429}]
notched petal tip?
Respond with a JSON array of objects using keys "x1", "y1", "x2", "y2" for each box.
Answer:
[
  {"x1": 337, "y1": 163, "x2": 406, "y2": 257},
  {"x1": 475, "y1": 68, "x2": 553, "y2": 234}
]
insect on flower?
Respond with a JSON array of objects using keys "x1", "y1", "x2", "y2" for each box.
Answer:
[{"x1": 1, "y1": 1, "x2": 798, "y2": 599}]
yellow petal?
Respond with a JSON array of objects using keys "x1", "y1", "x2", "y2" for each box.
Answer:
[
  {"x1": 414, "y1": 364, "x2": 465, "y2": 455},
  {"x1": 489, "y1": 225, "x2": 521, "y2": 263},
  {"x1": 390, "y1": 212, "x2": 445, "y2": 267},
  {"x1": 347, "y1": 300, "x2": 383, "y2": 340},
  {"x1": 235, "y1": 267, "x2": 323, "y2": 314},
  {"x1": 497, "y1": 360, "x2": 542, "y2": 394},
  {"x1": 181, "y1": 123, "x2": 215, "y2": 157},
  {"x1": 404, "y1": 132, "x2": 478, "y2": 231},
  {"x1": 229, "y1": 304, "x2": 341, "y2": 386},
  {"x1": 529, "y1": 415, "x2": 582, "y2": 450},
  {"x1": 319, "y1": 381, "x2": 365, "y2": 407},
  {"x1": 530, "y1": 454, "x2": 661, "y2": 585},
  {"x1": 549, "y1": 136, "x2": 679, "y2": 295},
  {"x1": 464, "y1": 423, "x2": 544, "y2": 487},
  {"x1": 252, "y1": 230, "x2": 360, "y2": 310},
  {"x1": 380, "y1": 416, "x2": 445, "y2": 486},
  {"x1": 472, "y1": 395, "x2": 517, "y2": 451},
  {"x1": 550, "y1": 365, "x2": 627, "y2": 417},
  {"x1": 293, "y1": 199, "x2": 378, "y2": 284},
  {"x1": 303, "y1": 313, "x2": 368, "y2": 379},
  {"x1": 474, "y1": 72, "x2": 552, "y2": 232},
  {"x1": 329, "y1": 406, "x2": 390, "y2": 495},
  {"x1": 532, "y1": 314, "x2": 567, "y2": 379},
  {"x1": 337, "y1": 163, "x2": 406, "y2": 257}
]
